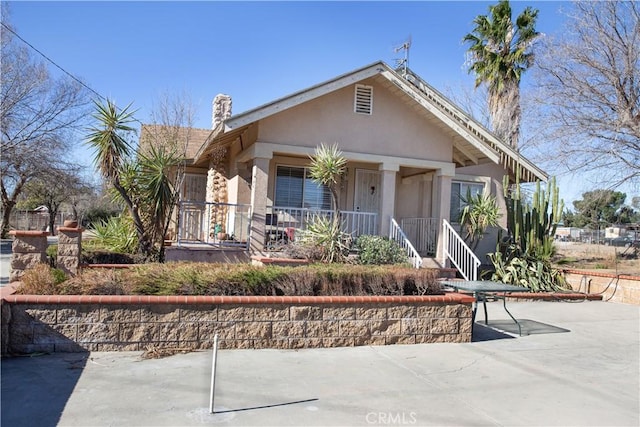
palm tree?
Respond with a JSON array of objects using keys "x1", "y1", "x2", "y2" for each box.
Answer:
[
  {"x1": 85, "y1": 99, "x2": 151, "y2": 256},
  {"x1": 463, "y1": 0, "x2": 539, "y2": 149}
]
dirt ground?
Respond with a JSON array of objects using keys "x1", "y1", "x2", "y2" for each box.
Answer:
[{"x1": 553, "y1": 241, "x2": 639, "y2": 276}]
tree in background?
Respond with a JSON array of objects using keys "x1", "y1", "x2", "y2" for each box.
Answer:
[
  {"x1": 463, "y1": 0, "x2": 539, "y2": 149},
  {"x1": 531, "y1": 2, "x2": 640, "y2": 187},
  {"x1": 0, "y1": 13, "x2": 89, "y2": 237},
  {"x1": 571, "y1": 190, "x2": 629, "y2": 229},
  {"x1": 17, "y1": 168, "x2": 88, "y2": 235}
]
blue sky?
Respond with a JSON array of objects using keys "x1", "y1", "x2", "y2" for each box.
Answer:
[{"x1": 9, "y1": 0, "x2": 625, "y2": 204}]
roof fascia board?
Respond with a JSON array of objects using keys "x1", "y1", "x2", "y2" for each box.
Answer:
[
  {"x1": 400, "y1": 67, "x2": 547, "y2": 181},
  {"x1": 380, "y1": 69, "x2": 500, "y2": 164},
  {"x1": 237, "y1": 141, "x2": 456, "y2": 176},
  {"x1": 226, "y1": 62, "x2": 386, "y2": 129}
]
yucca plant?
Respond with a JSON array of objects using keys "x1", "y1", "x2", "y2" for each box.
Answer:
[
  {"x1": 300, "y1": 215, "x2": 351, "y2": 263},
  {"x1": 304, "y1": 143, "x2": 350, "y2": 263},
  {"x1": 460, "y1": 191, "x2": 501, "y2": 250}
]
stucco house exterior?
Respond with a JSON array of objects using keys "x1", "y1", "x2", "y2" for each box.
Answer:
[{"x1": 156, "y1": 61, "x2": 547, "y2": 276}]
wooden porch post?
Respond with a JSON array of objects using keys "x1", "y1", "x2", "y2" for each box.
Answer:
[
  {"x1": 379, "y1": 163, "x2": 399, "y2": 236},
  {"x1": 249, "y1": 156, "x2": 271, "y2": 254}
]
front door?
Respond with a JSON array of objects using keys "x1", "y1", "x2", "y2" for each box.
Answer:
[{"x1": 355, "y1": 169, "x2": 381, "y2": 214}]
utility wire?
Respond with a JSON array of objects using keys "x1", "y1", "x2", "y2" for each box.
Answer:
[
  {"x1": 1, "y1": 22, "x2": 145, "y2": 127},
  {"x1": 1, "y1": 21, "x2": 105, "y2": 102}
]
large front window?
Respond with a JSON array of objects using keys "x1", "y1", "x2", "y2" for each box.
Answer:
[
  {"x1": 275, "y1": 166, "x2": 332, "y2": 209},
  {"x1": 450, "y1": 181, "x2": 484, "y2": 223}
]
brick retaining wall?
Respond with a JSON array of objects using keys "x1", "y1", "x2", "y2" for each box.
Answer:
[{"x1": 1, "y1": 294, "x2": 474, "y2": 354}]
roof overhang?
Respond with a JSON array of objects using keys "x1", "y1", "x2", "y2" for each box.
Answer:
[{"x1": 194, "y1": 61, "x2": 547, "y2": 182}]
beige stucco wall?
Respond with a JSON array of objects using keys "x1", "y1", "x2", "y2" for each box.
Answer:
[{"x1": 257, "y1": 78, "x2": 452, "y2": 163}]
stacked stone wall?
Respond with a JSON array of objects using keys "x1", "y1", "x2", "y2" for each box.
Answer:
[
  {"x1": 1, "y1": 295, "x2": 474, "y2": 354},
  {"x1": 9, "y1": 231, "x2": 48, "y2": 282},
  {"x1": 56, "y1": 227, "x2": 82, "y2": 276}
]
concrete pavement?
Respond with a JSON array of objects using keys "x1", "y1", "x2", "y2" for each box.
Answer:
[{"x1": 2, "y1": 300, "x2": 639, "y2": 426}]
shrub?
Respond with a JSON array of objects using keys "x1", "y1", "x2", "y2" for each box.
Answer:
[
  {"x1": 354, "y1": 235, "x2": 408, "y2": 265},
  {"x1": 46, "y1": 244, "x2": 57, "y2": 267},
  {"x1": 18, "y1": 264, "x2": 70, "y2": 295},
  {"x1": 18, "y1": 263, "x2": 442, "y2": 297},
  {"x1": 299, "y1": 216, "x2": 351, "y2": 263},
  {"x1": 87, "y1": 215, "x2": 137, "y2": 254}
]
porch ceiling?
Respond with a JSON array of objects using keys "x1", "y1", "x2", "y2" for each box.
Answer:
[
  {"x1": 193, "y1": 124, "x2": 253, "y2": 167},
  {"x1": 373, "y1": 74, "x2": 493, "y2": 168}
]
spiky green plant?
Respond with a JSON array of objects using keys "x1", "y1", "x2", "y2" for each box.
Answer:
[
  {"x1": 300, "y1": 215, "x2": 351, "y2": 263},
  {"x1": 503, "y1": 175, "x2": 562, "y2": 260},
  {"x1": 460, "y1": 191, "x2": 501, "y2": 250},
  {"x1": 487, "y1": 175, "x2": 568, "y2": 291}
]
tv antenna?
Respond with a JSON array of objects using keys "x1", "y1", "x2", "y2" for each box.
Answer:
[{"x1": 394, "y1": 35, "x2": 412, "y2": 76}]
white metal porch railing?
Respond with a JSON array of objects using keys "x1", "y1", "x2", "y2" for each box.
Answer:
[
  {"x1": 442, "y1": 219, "x2": 480, "y2": 281},
  {"x1": 389, "y1": 218, "x2": 423, "y2": 269},
  {"x1": 177, "y1": 201, "x2": 252, "y2": 249},
  {"x1": 266, "y1": 206, "x2": 378, "y2": 244},
  {"x1": 400, "y1": 217, "x2": 438, "y2": 255}
]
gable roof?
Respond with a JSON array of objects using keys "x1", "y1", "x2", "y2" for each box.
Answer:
[
  {"x1": 140, "y1": 125, "x2": 211, "y2": 162},
  {"x1": 195, "y1": 61, "x2": 547, "y2": 182}
]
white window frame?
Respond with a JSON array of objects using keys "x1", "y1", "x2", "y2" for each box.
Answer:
[{"x1": 450, "y1": 175, "x2": 491, "y2": 223}]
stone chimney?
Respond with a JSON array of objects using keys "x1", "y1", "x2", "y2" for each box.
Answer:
[{"x1": 212, "y1": 94, "x2": 232, "y2": 129}]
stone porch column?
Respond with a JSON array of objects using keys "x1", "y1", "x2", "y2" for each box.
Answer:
[
  {"x1": 9, "y1": 230, "x2": 49, "y2": 282},
  {"x1": 379, "y1": 163, "x2": 399, "y2": 236},
  {"x1": 433, "y1": 171, "x2": 453, "y2": 263},
  {"x1": 249, "y1": 156, "x2": 271, "y2": 254},
  {"x1": 57, "y1": 226, "x2": 83, "y2": 276}
]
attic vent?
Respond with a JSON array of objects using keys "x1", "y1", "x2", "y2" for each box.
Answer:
[{"x1": 354, "y1": 84, "x2": 373, "y2": 115}]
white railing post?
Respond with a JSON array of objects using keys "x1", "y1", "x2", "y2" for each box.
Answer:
[
  {"x1": 442, "y1": 219, "x2": 480, "y2": 281},
  {"x1": 390, "y1": 218, "x2": 422, "y2": 269}
]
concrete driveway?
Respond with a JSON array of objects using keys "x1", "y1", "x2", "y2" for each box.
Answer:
[{"x1": 2, "y1": 300, "x2": 638, "y2": 426}]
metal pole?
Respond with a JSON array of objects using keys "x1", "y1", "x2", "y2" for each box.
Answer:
[{"x1": 209, "y1": 334, "x2": 219, "y2": 414}]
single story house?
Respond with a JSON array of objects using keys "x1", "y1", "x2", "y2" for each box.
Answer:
[{"x1": 148, "y1": 61, "x2": 547, "y2": 278}]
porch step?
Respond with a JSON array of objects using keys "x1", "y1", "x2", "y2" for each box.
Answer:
[{"x1": 421, "y1": 257, "x2": 458, "y2": 279}]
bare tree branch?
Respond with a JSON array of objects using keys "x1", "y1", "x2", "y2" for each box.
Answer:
[{"x1": 529, "y1": 1, "x2": 640, "y2": 188}]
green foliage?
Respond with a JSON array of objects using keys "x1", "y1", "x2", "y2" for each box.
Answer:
[
  {"x1": 572, "y1": 190, "x2": 629, "y2": 228},
  {"x1": 46, "y1": 244, "x2": 57, "y2": 267},
  {"x1": 354, "y1": 235, "x2": 408, "y2": 265},
  {"x1": 488, "y1": 247, "x2": 569, "y2": 292},
  {"x1": 460, "y1": 191, "x2": 501, "y2": 250},
  {"x1": 300, "y1": 215, "x2": 351, "y2": 263},
  {"x1": 85, "y1": 99, "x2": 184, "y2": 260},
  {"x1": 82, "y1": 206, "x2": 119, "y2": 228},
  {"x1": 503, "y1": 175, "x2": 562, "y2": 260},
  {"x1": 87, "y1": 215, "x2": 138, "y2": 254},
  {"x1": 488, "y1": 176, "x2": 567, "y2": 291}
]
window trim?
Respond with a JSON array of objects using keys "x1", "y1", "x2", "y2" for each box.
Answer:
[
  {"x1": 274, "y1": 164, "x2": 332, "y2": 210},
  {"x1": 450, "y1": 176, "x2": 491, "y2": 223}
]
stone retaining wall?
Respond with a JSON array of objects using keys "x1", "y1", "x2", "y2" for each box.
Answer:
[{"x1": 1, "y1": 294, "x2": 474, "y2": 354}]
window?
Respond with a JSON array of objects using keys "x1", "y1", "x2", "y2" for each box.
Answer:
[
  {"x1": 354, "y1": 84, "x2": 373, "y2": 115},
  {"x1": 450, "y1": 181, "x2": 484, "y2": 223},
  {"x1": 275, "y1": 166, "x2": 332, "y2": 209}
]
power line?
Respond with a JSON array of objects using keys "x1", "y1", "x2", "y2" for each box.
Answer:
[
  {"x1": 1, "y1": 22, "x2": 146, "y2": 128},
  {"x1": 1, "y1": 21, "x2": 106, "y2": 102}
]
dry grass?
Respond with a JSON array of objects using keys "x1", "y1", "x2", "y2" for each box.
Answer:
[
  {"x1": 15, "y1": 262, "x2": 443, "y2": 296},
  {"x1": 553, "y1": 242, "x2": 639, "y2": 275}
]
